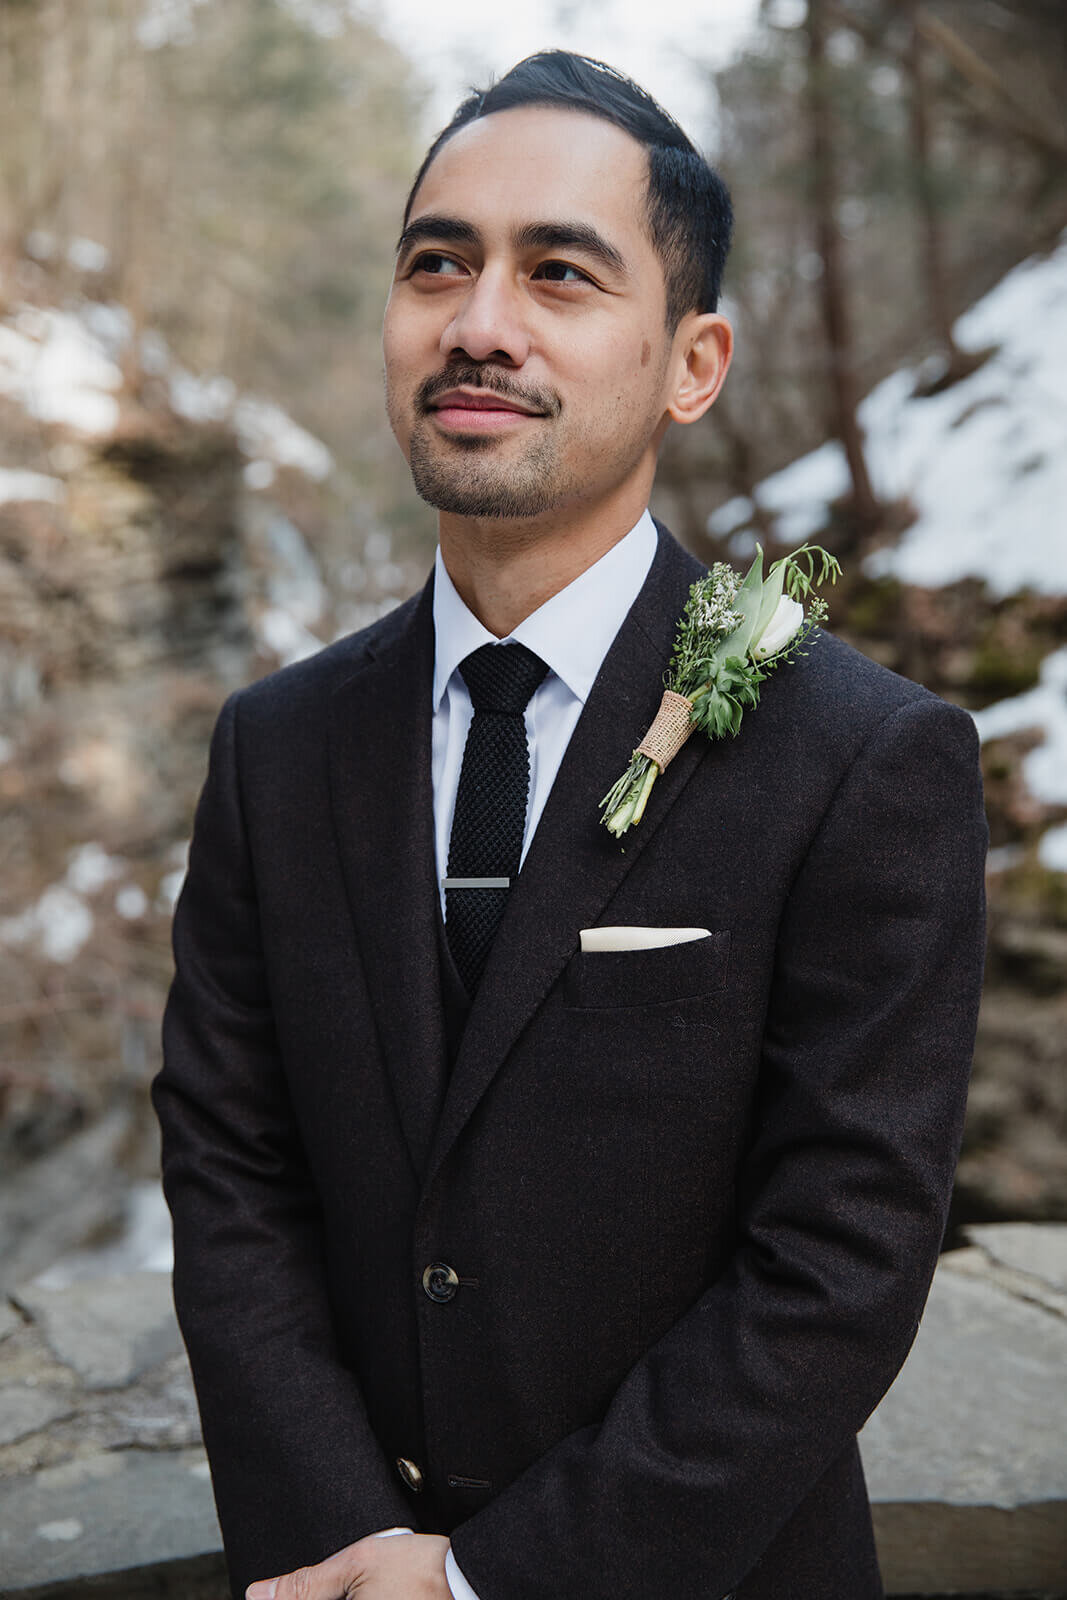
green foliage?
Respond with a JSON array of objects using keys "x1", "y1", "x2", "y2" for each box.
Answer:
[
  {"x1": 689, "y1": 656, "x2": 765, "y2": 739},
  {"x1": 969, "y1": 631, "x2": 1045, "y2": 699},
  {"x1": 843, "y1": 576, "x2": 903, "y2": 637},
  {"x1": 773, "y1": 543, "x2": 842, "y2": 601},
  {"x1": 601, "y1": 545, "x2": 838, "y2": 837}
]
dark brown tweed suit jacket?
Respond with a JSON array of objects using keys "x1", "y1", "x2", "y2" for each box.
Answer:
[{"x1": 153, "y1": 525, "x2": 987, "y2": 1599}]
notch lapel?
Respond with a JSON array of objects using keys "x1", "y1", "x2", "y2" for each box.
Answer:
[
  {"x1": 327, "y1": 578, "x2": 447, "y2": 1180},
  {"x1": 422, "y1": 528, "x2": 708, "y2": 1195}
]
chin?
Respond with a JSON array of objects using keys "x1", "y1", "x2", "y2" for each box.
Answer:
[
  {"x1": 413, "y1": 477, "x2": 554, "y2": 520},
  {"x1": 409, "y1": 432, "x2": 563, "y2": 520}
]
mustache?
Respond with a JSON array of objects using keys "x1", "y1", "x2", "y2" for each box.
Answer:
[{"x1": 416, "y1": 364, "x2": 561, "y2": 418}]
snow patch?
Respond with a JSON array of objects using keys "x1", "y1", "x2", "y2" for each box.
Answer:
[
  {"x1": 863, "y1": 236, "x2": 1067, "y2": 595},
  {"x1": 707, "y1": 495, "x2": 754, "y2": 537},
  {"x1": 736, "y1": 232, "x2": 1067, "y2": 598},
  {"x1": 0, "y1": 308, "x2": 121, "y2": 435},
  {"x1": 157, "y1": 868, "x2": 186, "y2": 913},
  {"x1": 756, "y1": 440, "x2": 849, "y2": 546},
  {"x1": 0, "y1": 468, "x2": 64, "y2": 506},
  {"x1": 115, "y1": 883, "x2": 149, "y2": 920},
  {"x1": 65, "y1": 842, "x2": 124, "y2": 895},
  {"x1": 1039, "y1": 825, "x2": 1067, "y2": 872},
  {"x1": 234, "y1": 396, "x2": 333, "y2": 481},
  {"x1": 244, "y1": 459, "x2": 276, "y2": 490},
  {"x1": 67, "y1": 237, "x2": 111, "y2": 274},
  {"x1": 1, "y1": 886, "x2": 94, "y2": 963},
  {"x1": 156, "y1": 843, "x2": 188, "y2": 912},
  {"x1": 169, "y1": 366, "x2": 236, "y2": 423},
  {"x1": 0, "y1": 301, "x2": 332, "y2": 484},
  {"x1": 263, "y1": 511, "x2": 326, "y2": 626},
  {"x1": 731, "y1": 234, "x2": 1067, "y2": 871},
  {"x1": 21, "y1": 231, "x2": 107, "y2": 272},
  {"x1": 972, "y1": 648, "x2": 1067, "y2": 807},
  {"x1": 258, "y1": 606, "x2": 325, "y2": 666}
]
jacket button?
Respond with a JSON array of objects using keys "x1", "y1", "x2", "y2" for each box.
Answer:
[
  {"x1": 396, "y1": 1456, "x2": 424, "y2": 1492},
  {"x1": 422, "y1": 1262, "x2": 460, "y2": 1303}
]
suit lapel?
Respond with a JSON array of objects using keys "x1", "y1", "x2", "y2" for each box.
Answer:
[
  {"x1": 423, "y1": 527, "x2": 707, "y2": 1194},
  {"x1": 327, "y1": 578, "x2": 447, "y2": 1180}
]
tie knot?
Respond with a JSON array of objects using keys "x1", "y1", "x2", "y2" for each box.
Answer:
[{"x1": 459, "y1": 642, "x2": 548, "y2": 714}]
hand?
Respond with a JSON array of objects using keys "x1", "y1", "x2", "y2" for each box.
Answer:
[{"x1": 246, "y1": 1531, "x2": 451, "y2": 1600}]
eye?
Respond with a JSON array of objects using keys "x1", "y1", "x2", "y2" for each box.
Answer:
[
  {"x1": 410, "y1": 251, "x2": 466, "y2": 277},
  {"x1": 534, "y1": 261, "x2": 591, "y2": 285}
]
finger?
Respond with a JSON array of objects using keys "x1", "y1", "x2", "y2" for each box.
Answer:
[{"x1": 246, "y1": 1539, "x2": 368, "y2": 1600}]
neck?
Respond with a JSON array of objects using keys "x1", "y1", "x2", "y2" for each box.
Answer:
[{"x1": 438, "y1": 481, "x2": 652, "y2": 638}]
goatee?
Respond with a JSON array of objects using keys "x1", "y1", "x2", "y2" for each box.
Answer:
[{"x1": 408, "y1": 425, "x2": 564, "y2": 518}]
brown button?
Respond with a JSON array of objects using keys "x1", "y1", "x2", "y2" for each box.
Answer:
[
  {"x1": 396, "y1": 1456, "x2": 424, "y2": 1492},
  {"x1": 422, "y1": 1262, "x2": 460, "y2": 1303}
]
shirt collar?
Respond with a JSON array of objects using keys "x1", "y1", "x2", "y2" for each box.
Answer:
[{"x1": 432, "y1": 510, "x2": 658, "y2": 711}]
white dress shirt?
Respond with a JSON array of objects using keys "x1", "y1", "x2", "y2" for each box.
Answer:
[
  {"x1": 431, "y1": 509, "x2": 658, "y2": 913},
  {"x1": 375, "y1": 510, "x2": 657, "y2": 1600}
]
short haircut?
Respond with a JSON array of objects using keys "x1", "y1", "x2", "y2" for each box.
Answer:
[{"x1": 403, "y1": 50, "x2": 733, "y2": 328}]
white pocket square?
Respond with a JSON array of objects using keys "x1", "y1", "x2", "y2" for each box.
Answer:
[{"x1": 579, "y1": 925, "x2": 711, "y2": 953}]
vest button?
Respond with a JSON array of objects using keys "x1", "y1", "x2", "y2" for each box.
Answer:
[
  {"x1": 396, "y1": 1456, "x2": 424, "y2": 1492},
  {"x1": 422, "y1": 1262, "x2": 460, "y2": 1303}
]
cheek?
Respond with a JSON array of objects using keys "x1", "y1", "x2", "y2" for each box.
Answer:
[
  {"x1": 382, "y1": 356, "x2": 412, "y2": 449},
  {"x1": 382, "y1": 316, "x2": 421, "y2": 440},
  {"x1": 569, "y1": 327, "x2": 667, "y2": 412},
  {"x1": 382, "y1": 292, "x2": 428, "y2": 375},
  {"x1": 381, "y1": 316, "x2": 406, "y2": 387}
]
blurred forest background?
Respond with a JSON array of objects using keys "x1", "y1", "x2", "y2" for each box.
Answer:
[{"x1": 1, "y1": 0, "x2": 1065, "y2": 1287}]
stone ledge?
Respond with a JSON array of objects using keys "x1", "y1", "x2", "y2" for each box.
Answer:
[
  {"x1": 0, "y1": 1550, "x2": 228, "y2": 1600},
  {"x1": 0, "y1": 1224, "x2": 1064, "y2": 1597},
  {"x1": 859, "y1": 1224, "x2": 1066, "y2": 1594},
  {"x1": 0, "y1": 1451, "x2": 220, "y2": 1594}
]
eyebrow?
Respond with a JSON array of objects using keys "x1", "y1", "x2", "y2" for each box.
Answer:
[
  {"x1": 396, "y1": 215, "x2": 629, "y2": 278},
  {"x1": 514, "y1": 222, "x2": 627, "y2": 277},
  {"x1": 395, "y1": 216, "x2": 479, "y2": 256}
]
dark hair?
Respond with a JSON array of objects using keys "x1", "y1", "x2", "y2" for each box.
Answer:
[{"x1": 403, "y1": 50, "x2": 733, "y2": 328}]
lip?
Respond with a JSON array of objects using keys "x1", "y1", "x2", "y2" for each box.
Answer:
[{"x1": 427, "y1": 387, "x2": 545, "y2": 430}]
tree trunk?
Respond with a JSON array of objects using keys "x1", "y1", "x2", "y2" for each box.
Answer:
[
  {"x1": 806, "y1": 0, "x2": 882, "y2": 531},
  {"x1": 904, "y1": 0, "x2": 962, "y2": 373}
]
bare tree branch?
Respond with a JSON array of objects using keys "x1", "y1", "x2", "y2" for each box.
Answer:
[{"x1": 917, "y1": 6, "x2": 1067, "y2": 161}]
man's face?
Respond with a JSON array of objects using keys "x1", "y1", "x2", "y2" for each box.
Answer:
[{"x1": 383, "y1": 106, "x2": 683, "y2": 524}]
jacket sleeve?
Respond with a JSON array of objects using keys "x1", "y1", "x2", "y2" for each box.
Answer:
[
  {"x1": 449, "y1": 693, "x2": 988, "y2": 1599},
  {"x1": 152, "y1": 692, "x2": 411, "y2": 1597}
]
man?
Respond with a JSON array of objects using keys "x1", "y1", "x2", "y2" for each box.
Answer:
[{"x1": 153, "y1": 51, "x2": 987, "y2": 1600}]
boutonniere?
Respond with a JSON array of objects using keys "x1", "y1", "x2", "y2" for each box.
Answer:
[{"x1": 600, "y1": 544, "x2": 841, "y2": 838}]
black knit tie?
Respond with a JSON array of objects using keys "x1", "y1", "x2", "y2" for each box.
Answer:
[{"x1": 445, "y1": 642, "x2": 548, "y2": 995}]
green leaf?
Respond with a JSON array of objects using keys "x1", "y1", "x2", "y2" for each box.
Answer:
[
  {"x1": 750, "y1": 561, "x2": 787, "y2": 654},
  {"x1": 713, "y1": 550, "x2": 765, "y2": 664}
]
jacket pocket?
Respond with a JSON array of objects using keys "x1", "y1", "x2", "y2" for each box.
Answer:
[{"x1": 564, "y1": 930, "x2": 730, "y2": 1010}]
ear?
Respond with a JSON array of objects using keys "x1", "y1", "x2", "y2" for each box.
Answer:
[{"x1": 666, "y1": 312, "x2": 733, "y2": 426}]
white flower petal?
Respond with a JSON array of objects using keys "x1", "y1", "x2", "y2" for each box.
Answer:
[{"x1": 753, "y1": 595, "x2": 805, "y2": 659}]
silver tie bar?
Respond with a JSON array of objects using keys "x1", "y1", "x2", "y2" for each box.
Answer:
[{"x1": 442, "y1": 877, "x2": 511, "y2": 890}]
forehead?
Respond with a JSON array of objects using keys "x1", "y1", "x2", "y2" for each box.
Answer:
[{"x1": 410, "y1": 105, "x2": 652, "y2": 247}]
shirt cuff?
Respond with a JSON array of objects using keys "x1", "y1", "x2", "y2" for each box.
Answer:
[
  {"x1": 446, "y1": 1546, "x2": 482, "y2": 1600},
  {"x1": 372, "y1": 1527, "x2": 414, "y2": 1537}
]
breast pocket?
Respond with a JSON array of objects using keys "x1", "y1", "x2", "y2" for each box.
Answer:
[{"x1": 564, "y1": 930, "x2": 731, "y2": 1011}]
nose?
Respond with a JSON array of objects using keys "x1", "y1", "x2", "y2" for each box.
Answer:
[{"x1": 440, "y1": 267, "x2": 531, "y2": 368}]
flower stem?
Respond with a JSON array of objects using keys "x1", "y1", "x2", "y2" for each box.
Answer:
[{"x1": 630, "y1": 759, "x2": 660, "y2": 827}]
